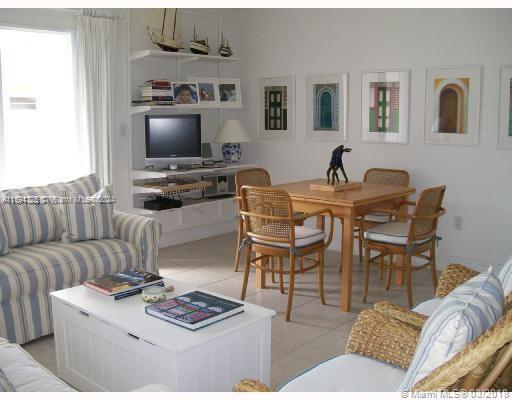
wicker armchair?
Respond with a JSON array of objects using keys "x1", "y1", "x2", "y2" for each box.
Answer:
[
  {"x1": 239, "y1": 186, "x2": 334, "y2": 321},
  {"x1": 363, "y1": 185, "x2": 446, "y2": 308},
  {"x1": 234, "y1": 306, "x2": 512, "y2": 392},
  {"x1": 355, "y1": 168, "x2": 410, "y2": 265}
]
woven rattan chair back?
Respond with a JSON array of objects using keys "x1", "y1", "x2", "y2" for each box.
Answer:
[
  {"x1": 413, "y1": 307, "x2": 512, "y2": 391},
  {"x1": 240, "y1": 186, "x2": 294, "y2": 244},
  {"x1": 408, "y1": 185, "x2": 446, "y2": 241},
  {"x1": 363, "y1": 168, "x2": 410, "y2": 187},
  {"x1": 235, "y1": 168, "x2": 271, "y2": 196}
]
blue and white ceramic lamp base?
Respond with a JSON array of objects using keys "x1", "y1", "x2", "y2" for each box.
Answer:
[{"x1": 222, "y1": 142, "x2": 242, "y2": 162}]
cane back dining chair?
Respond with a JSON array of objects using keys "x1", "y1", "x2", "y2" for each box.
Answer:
[
  {"x1": 234, "y1": 168, "x2": 272, "y2": 272},
  {"x1": 239, "y1": 186, "x2": 334, "y2": 321},
  {"x1": 355, "y1": 168, "x2": 411, "y2": 263},
  {"x1": 363, "y1": 185, "x2": 446, "y2": 308}
]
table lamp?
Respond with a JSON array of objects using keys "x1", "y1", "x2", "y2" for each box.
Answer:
[{"x1": 215, "y1": 119, "x2": 252, "y2": 162}]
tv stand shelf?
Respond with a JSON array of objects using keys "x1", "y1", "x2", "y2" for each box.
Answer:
[{"x1": 139, "y1": 180, "x2": 212, "y2": 195}]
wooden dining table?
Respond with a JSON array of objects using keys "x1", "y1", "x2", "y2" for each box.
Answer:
[{"x1": 257, "y1": 178, "x2": 415, "y2": 312}]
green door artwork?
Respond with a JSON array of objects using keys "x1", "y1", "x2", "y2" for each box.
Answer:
[
  {"x1": 265, "y1": 86, "x2": 287, "y2": 131},
  {"x1": 320, "y1": 91, "x2": 333, "y2": 129}
]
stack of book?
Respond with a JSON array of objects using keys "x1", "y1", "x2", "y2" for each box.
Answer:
[
  {"x1": 132, "y1": 79, "x2": 175, "y2": 106},
  {"x1": 84, "y1": 269, "x2": 164, "y2": 300}
]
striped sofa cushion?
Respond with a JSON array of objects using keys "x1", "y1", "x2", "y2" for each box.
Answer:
[
  {"x1": 498, "y1": 254, "x2": 512, "y2": 297},
  {"x1": 60, "y1": 185, "x2": 115, "y2": 243},
  {"x1": 0, "y1": 239, "x2": 139, "y2": 302},
  {"x1": 399, "y1": 268, "x2": 504, "y2": 390},
  {"x1": 0, "y1": 367, "x2": 16, "y2": 392},
  {"x1": 0, "y1": 174, "x2": 101, "y2": 248},
  {"x1": 0, "y1": 218, "x2": 8, "y2": 256}
]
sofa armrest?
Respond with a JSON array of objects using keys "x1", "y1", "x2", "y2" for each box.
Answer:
[
  {"x1": 233, "y1": 379, "x2": 273, "y2": 392},
  {"x1": 374, "y1": 301, "x2": 428, "y2": 329},
  {"x1": 435, "y1": 263, "x2": 479, "y2": 298},
  {"x1": 113, "y1": 211, "x2": 161, "y2": 273},
  {"x1": 346, "y1": 309, "x2": 420, "y2": 369}
]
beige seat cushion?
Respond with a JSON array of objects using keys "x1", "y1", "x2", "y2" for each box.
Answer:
[
  {"x1": 252, "y1": 226, "x2": 324, "y2": 248},
  {"x1": 359, "y1": 212, "x2": 391, "y2": 223},
  {"x1": 364, "y1": 221, "x2": 432, "y2": 246}
]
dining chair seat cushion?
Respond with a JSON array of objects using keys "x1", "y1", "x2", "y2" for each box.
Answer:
[
  {"x1": 364, "y1": 222, "x2": 432, "y2": 246},
  {"x1": 252, "y1": 226, "x2": 324, "y2": 249},
  {"x1": 398, "y1": 269, "x2": 505, "y2": 390},
  {"x1": 359, "y1": 212, "x2": 391, "y2": 223},
  {"x1": 498, "y1": 254, "x2": 512, "y2": 296},
  {"x1": 412, "y1": 298, "x2": 442, "y2": 316},
  {"x1": 279, "y1": 354, "x2": 406, "y2": 392}
]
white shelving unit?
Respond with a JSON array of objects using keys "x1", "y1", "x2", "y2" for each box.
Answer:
[
  {"x1": 128, "y1": 38, "x2": 245, "y2": 247},
  {"x1": 130, "y1": 49, "x2": 243, "y2": 64}
]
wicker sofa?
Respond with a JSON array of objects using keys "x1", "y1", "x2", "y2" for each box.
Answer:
[
  {"x1": 235, "y1": 263, "x2": 512, "y2": 392},
  {"x1": 0, "y1": 174, "x2": 160, "y2": 344}
]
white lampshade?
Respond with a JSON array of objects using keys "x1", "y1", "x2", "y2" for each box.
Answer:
[{"x1": 215, "y1": 119, "x2": 252, "y2": 143}]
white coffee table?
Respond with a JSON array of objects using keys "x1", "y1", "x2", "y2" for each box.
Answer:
[{"x1": 50, "y1": 279, "x2": 275, "y2": 392}]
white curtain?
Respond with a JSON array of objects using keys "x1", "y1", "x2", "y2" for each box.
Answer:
[{"x1": 76, "y1": 9, "x2": 117, "y2": 185}]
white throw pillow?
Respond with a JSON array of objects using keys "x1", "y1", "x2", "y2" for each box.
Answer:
[
  {"x1": 498, "y1": 254, "x2": 512, "y2": 297},
  {"x1": 399, "y1": 268, "x2": 504, "y2": 390}
]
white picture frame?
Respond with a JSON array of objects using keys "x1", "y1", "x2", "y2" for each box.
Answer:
[
  {"x1": 498, "y1": 66, "x2": 512, "y2": 149},
  {"x1": 306, "y1": 73, "x2": 348, "y2": 142},
  {"x1": 172, "y1": 81, "x2": 200, "y2": 107},
  {"x1": 218, "y1": 78, "x2": 242, "y2": 108},
  {"x1": 361, "y1": 70, "x2": 409, "y2": 144},
  {"x1": 258, "y1": 76, "x2": 295, "y2": 140},
  {"x1": 423, "y1": 66, "x2": 481, "y2": 146},
  {"x1": 187, "y1": 77, "x2": 220, "y2": 107}
]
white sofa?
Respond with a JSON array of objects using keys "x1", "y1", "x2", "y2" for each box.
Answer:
[{"x1": 0, "y1": 337, "x2": 170, "y2": 392}]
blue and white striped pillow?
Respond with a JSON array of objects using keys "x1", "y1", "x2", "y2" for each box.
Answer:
[
  {"x1": 399, "y1": 268, "x2": 504, "y2": 391},
  {"x1": 498, "y1": 255, "x2": 512, "y2": 297},
  {"x1": 0, "y1": 367, "x2": 15, "y2": 392},
  {"x1": 60, "y1": 185, "x2": 116, "y2": 243},
  {"x1": 0, "y1": 215, "x2": 8, "y2": 255},
  {"x1": 0, "y1": 174, "x2": 101, "y2": 248}
]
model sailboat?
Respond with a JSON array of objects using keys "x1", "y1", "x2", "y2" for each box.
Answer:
[
  {"x1": 147, "y1": 8, "x2": 184, "y2": 52},
  {"x1": 189, "y1": 26, "x2": 209, "y2": 55},
  {"x1": 218, "y1": 33, "x2": 233, "y2": 57}
]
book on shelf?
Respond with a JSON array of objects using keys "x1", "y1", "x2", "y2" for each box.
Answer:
[
  {"x1": 145, "y1": 290, "x2": 244, "y2": 331},
  {"x1": 141, "y1": 95, "x2": 174, "y2": 101},
  {"x1": 141, "y1": 90, "x2": 174, "y2": 97},
  {"x1": 144, "y1": 79, "x2": 171, "y2": 87},
  {"x1": 140, "y1": 86, "x2": 172, "y2": 91},
  {"x1": 84, "y1": 269, "x2": 164, "y2": 296},
  {"x1": 132, "y1": 100, "x2": 176, "y2": 106}
]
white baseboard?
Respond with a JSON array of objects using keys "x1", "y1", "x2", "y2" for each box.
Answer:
[{"x1": 159, "y1": 221, "x2": 236, "y2": 248}]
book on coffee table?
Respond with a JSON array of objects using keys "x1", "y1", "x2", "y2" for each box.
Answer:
[
  {"x1": 145, "y1": 291, "x2": 244, "y2": 331},
  {"x1": 84, "y1": 269, "x2": 164, "y2": 296}
]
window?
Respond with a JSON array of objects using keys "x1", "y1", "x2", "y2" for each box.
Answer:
[{"x1": 0, "y1": 27, "x2": 90, "y2": 190}]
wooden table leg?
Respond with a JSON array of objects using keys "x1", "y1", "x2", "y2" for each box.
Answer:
[
  {"x1": 395, "y1": 196, "x2": 409, "y2": 286},
  {"x1": 340, "y1": 209, "x2": 354, "y2": 312},
  {"x1": 255, "y1": 252, "x2": 266, "y2": 289}
]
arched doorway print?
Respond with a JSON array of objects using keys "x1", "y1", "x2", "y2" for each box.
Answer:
[{"x1": 439, "y1": 88, "x2": 458, "y2": 133}]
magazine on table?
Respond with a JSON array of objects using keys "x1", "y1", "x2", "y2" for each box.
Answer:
[
  {"x1": 84, "y1": 269, "x2": 164, "y2": 296},
  {"x1": 145, "y1": 291, "x2": 244, "y2": 330}
]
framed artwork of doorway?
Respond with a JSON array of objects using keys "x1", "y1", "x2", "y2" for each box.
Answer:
[
  {"x1": 258, "y1": 76, "x2": 295, "y2": 140},
  {"x1": 306, "y1": 73, "x2": 348, "y2": 142},
  {"x1": 424, "y1": 66, "x2": 481, "y2": 146},
  {"x1": 361, "y1": 70, "x2": 410, "y2": 144}
]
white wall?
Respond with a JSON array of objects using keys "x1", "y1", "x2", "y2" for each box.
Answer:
[{"x1": 237, "y1": 9, "x2": 512, "y2": 270}]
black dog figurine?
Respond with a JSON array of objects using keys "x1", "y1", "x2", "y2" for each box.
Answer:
[{"x1": 326, "y1": 145, "x2": 352, "y2": 185}]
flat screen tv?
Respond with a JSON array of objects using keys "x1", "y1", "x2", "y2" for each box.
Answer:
[{"x1": 145, "y1": 114, "x2": 202, "y2": 169}]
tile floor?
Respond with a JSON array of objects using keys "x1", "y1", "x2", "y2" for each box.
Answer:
[{"x1": 23, "y1": 232, "x2": 437, "y2": 390}]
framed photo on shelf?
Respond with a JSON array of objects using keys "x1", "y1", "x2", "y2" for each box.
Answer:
[
  {"x1": 218, "y1": 78, "x2": 242, "y2": 108},
  {"x1": 188, "y1": 77, "x2": 220, "y2": 107},
  {"x1": 423, "y1": 66, "x2": 481, "y2": 146},
  {"x1": 498, "y1": 66, "x2": 512, "y2": 149},
  {"x1": 172, "y1": 82, "x2": 199, "y2": 106},
  {"x1": 361, "y1": 70, "x2": 409, "y2": 144},
  {"x1": 258, "y1": 76, "x2": 295, "y2": 140},
  {"x1": 306, "y1": 73, "x2": 348, "y2": 141}
]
